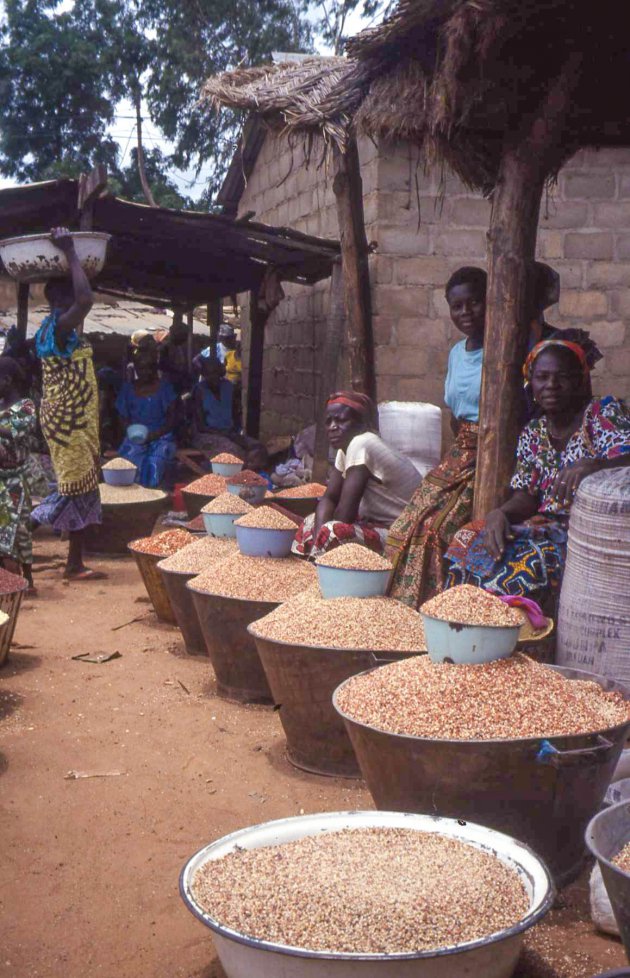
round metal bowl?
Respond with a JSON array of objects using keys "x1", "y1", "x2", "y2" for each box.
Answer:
[
  {"x1": 587, "y1": 801, "x2": 630, "y2": 961},
  {"x1": 202, "y1": 512, "x2": 239, "y2": 538},
  {"x1": 212, "y1": 461, "x2": 243, "y2": 478},
  {"x1": 269, "y1": 495, "x2": 321, "y2": 518},
  {"x1": 420, "y1": 613, "x2": 520, "y2": 664},
  {"x1": 102, "y1": 467, "x2": 136, "y2": 487},
  {"x1": 227, "y1": 483, "x2": 267, "y2": 504},
  {"x1": 182, "y1": 489, "x2": 217, "y2": 520},
  {"x1": 180, "y1": 809, "x2": 554, "y2": 978},
  {"x1": 316, "y1": 564, "x2": 391, "y2": 600},
  {"x1": 235, "y1": 524, "x2": 295, "y2": 558},
  {"x1": 0, "y1": 231, "x2": 111, "y2": 282}
]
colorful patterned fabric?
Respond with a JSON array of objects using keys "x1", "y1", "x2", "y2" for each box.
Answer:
[
  {"x1": 445, "y1": 517, "x2": 568, "y2": 598},
  {"x1": 32, "y1": 487, "x2": 101, "y2": 533},
  {"x1": 0, "y1": 399, "x2": 38, "y2": 564},
  {"x1": 385, "y1": 422, "x2": 478, "y2": 609},
  {"x1": 511, "y1": 396, "x2": 630, "y2": 517},
  {"x1": 36, "y1": 313, "x2": 100, "y2": 496},
  {"x1": 291, "y1": 511, "x2": 387, "y2": 559},
  {"x1": 118, "y1": 433, "x2": 176, "y2": 489}
]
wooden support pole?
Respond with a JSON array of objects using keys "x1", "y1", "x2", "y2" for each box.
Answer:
[
  {"x1": 206, "y1": 298, "x2": 222, "y2": 356},
  {"x1": 16, "y1": 282, "x2": 29, "y2": 343},
  {"x1": 313, "y1": 260, "x2": 346, "y2": 483},
  {"x1": 246, "y1": 288, "x2": 269, "y2": 439},
  {"x1": 78, "y1": 164, "x2": 107, "y2": 230},
  {"x1": 473, "y1": 55, "x2": 582, "y2": 519},
  {"x1": 332, "y1": 137, "x2": 375, "y2": 401},
  {"x1": 186, "y1": 309, "x2": 194, "y2": 372}
]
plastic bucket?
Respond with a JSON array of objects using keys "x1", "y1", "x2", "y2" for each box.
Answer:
[
  {"x1": 202, "y1": 512, "x2": 239, "y2": 538},
  {"x1": 421, "y1": 614, "x2": 520, "y2": 665},
  {"x1": 158, "y1": 564, "x2": 207, "y2": 655},
  {"x1": 316, "y1": 564, "x2": 391, "y2": 600},
  {"x1": 235, "y1": 525, "x2": 295, "y2": 558},
  {"x1": 0, "y1": 574, "x2": 29, "y2": 667},
  {"x1": 587, "y1": 801, "x2": 630, "y2": 961},
  {"x1": 188, "y1": 587, "x2": 273, "y2": 703},
  {"x1": 212, "y1": 461, "x2": 243, "y2": 478},
  {"x1": 180, "y1": 810, "x2": 555, "y2": 978},
  {"x1": 249, "y1": 634, "x2": 417, "y2": 777},
  {"x1": 128, "y1": 544, "x2": 176, "y2": 624},
  {"x1": 334, "y1": 664, "x2": 630, "y2": 886}
]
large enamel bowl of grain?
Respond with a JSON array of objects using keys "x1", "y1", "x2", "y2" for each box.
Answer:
[
  {"x1": 316, "y1": 565, "x2": 391, "y2": 600},
  {"x1": 235, "y1": 525, "x2": 296, "y2": 558},
  {"x1": 587, "y1": 801, "x2": 630, "y2": 960},
  {"x1": 180, "y1": 809, "x2": 554, "y2": 978},
  {"x1": 212, "y1": 461, "x2": 243, "y2": 478},
  {"x1": 420, "y1": 614, "x2": 520, "y2": 665},
  {"x1": 334, "y1": 665, "x2": 630, "y2": 887},
  {"x1": 0, "y1": 231, "x2": 111, "y2": 282}
]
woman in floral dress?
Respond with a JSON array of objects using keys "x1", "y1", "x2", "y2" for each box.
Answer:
[{"x1": 445, "y1": 339, "x2": 630, "y2": 602}]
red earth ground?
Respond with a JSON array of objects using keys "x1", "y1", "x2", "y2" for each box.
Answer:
[{"x1": 0, "y1": 534, "x2": 627, "y2": 978}]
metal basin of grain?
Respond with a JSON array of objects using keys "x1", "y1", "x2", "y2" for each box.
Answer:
[
  {"x1": 0, "y1": 570, "x2": 29, "y2": 667},
  {"x1": 85, "y1": 493, "x2": 167, "y2": 555},
  {"x1": 187, "y1": 585, "x2": 274, "y2": 703},
  {"x1": 269, "y1": 494, "x2": 321, "y2": 518},
  {"x1": 128, "y1": 541, "x2": 176, "y2": 623},
  {"x1": 334, "y1": 665, "x2": 630, "y2": 887},
  {"x1": 182, "y1": 489, "x2": 216, "y2": 520},
  {"x1": 158, "y1": 563, "x2": 207, "y2": 655},
  {"x1": 180, "y1": 809, "x2": 554, "y2": 978},
  {"x1": 587, "y1": 801, "x2": 630, "y2": 961}
]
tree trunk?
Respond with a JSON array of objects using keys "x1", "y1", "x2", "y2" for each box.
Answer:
[
  {"x1": 332, "y1": 138, "x2": 375, "y2": 401},
  {"x1": 135, "y1": 93, "x2": 157, "y2": 209}
]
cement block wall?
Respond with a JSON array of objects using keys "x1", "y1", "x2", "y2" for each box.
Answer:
[{"x1": 237, "y1": 135, "x2": 630, "y2": 442}]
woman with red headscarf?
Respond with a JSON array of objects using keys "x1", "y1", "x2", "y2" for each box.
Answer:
[
  {"x1": 445, "y1": 339, "x2": 630, "y2": 603},
  {"x1": 292, "y1": 390, "x2": 421, "y2": 558}
]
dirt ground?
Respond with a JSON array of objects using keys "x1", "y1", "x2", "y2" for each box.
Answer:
[{"x1": 0, "y1": 535, "x2": 627, "y2": 978}]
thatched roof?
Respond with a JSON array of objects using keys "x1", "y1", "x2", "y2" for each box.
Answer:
[{"x1": 203, "y1": 0, "x2": 630, "y2": 192}]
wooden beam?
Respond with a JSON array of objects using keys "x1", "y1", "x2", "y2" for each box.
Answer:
[
  {"x1": 474, "y1": 55, "x2": 582, "y2": 518},
  {"x1": 246, "y1": 289, "x2": 269, "y2": 439},
  {"x1": 332, "y1": 137, "x2": 375, "y2": 400},
  {"x1": 206, "y1": 298, "x2": 222, "y2": 356},
  {"x1": 78, "y1": 164, "x2": 107, "y2": 230},
  {"x1": 313, "y1": 260, "x2": 345, "y2": 483},
  {"x1": 16, "y1": 282, "x2": 29, "y2": 342},
  {"x1": 186, "y1": 309, "x2": 194, "y2": 372}
]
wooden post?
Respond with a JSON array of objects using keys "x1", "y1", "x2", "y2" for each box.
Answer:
[
  {"x1": 332, "y1": 137, "x2": 375, "y2": 401},
  {"x1": 206, "y1": 298, "x2": 222, "y2": 356},
  {"x1": 16, "y1": 282, "x2": 29, "y2": 343},
  {"x1": 246, "y1": 288, "x2": 269, "y2": 438},
  {"x1": 186, "y1": 309, "x2": 194, "y2": 372},
  {"x1": 313, "y1": 260, "x2": 345, "y2": 482},
  {"x1": 78, "y1": 164, "x2": 107, "y2": 230},
  {"x1": 473, "y1": 55, "x2": 582, "y2": 518}
]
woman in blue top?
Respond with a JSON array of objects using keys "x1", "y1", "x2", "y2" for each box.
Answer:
[
  {"x1": 192, "y1": 356, "x2": 267, "y2": 467},
  {"x1": 116, "y1": 339, "x2": 177, "y2": 488}
]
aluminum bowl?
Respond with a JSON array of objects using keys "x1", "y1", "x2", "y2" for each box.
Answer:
[
  {"x1": 180, "y1": 809, "x2": 554, "y2": 978},
  {"x1": 202, "y1": 511, "x2": 240, "y2": 538},
  {"x1": 316, "y1": 563, "x2": 391, "y2": 599},
  {"x1": 102, "y1": 466, "x2": 137, "y2": 487},
  {"x1": 270, "y1": 494, "x2": 321, "y2": 518},
  {"x1": 421, "y1": 613, "x2": 520, "y2": 664},
  {"x1": 587, "y1": 801, "x2": 630, "y2": 961},
  {"x1": 236, "y1": 524, "x2": 295, "y2": 558},
  {"x1": 212, "y1": 461, "x2": 244, "y2": 478},
  {"x1": 0, "y1": 231, "x2": 111, "y2": 282}
]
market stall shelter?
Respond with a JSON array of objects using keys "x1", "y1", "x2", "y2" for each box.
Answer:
[
  {"x1": 204, "y1": 0, "x2": 630, "y2": 514},
  {"x1": 0, "y1": 173, "x2": 340, "y2": 437}
]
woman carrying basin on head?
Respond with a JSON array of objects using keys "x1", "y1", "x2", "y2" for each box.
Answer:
[{"x1": 292, "y1": 391, "x2": 422, "y2": 559}]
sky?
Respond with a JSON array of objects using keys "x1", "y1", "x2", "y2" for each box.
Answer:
[{"x1": 0, "y1": 4, "x2": 373, "y2": 197}]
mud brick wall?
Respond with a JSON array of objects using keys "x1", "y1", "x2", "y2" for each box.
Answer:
[{"x1": 238, "y1": 136, "x2": 630, "y2": 443}]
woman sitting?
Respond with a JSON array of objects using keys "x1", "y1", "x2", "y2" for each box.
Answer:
[
  {"x1": 445, "y1": 339, "x2": 630, "y2": 603},
  {"x1": 116, "y1": 339, "x2": 177, "y2": 488},
  {"x1": 192, "y1": 356, "x2": 266, "y2": 468},
  {"x1": 386, "y1": 266, "x2": 487, "y2": 608},
  {"x1": 292, "y1": 391, "x2": 421, "y2": 558}
]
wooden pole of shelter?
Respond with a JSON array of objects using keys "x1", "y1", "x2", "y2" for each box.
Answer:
[
  {"x1": 206, "y1": 298, "x2": 222, "y2": 355},
  {"x1": 78, "y1": 164, "x2": 107, "y2": 230},
  {"x1": 332, "y1": 137, "x2": 376, "y2": 402},
  {"x1": 186, "y1": 309, "x2": 194, "y2": 372},
  {"x1": 246, "y1": 289, "x2": 269, "y2": 439},
  {"x1": 313, "y1": 259, "x2": 345, "y2": 483},
  {"x1": 473, "y1": 55, "x2": 582, "y2": 519},
  {"x1": 16, "y1": 282, "x2": 29, "y2": 343}
]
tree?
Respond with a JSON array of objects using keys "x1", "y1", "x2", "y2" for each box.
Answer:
[{"x1": 313, "y1": 0, "x2": 394, "y2": 56}]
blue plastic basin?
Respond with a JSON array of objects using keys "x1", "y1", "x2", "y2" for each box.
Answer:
[
  {"x1": 212, "y1": 461, "x2": 243, "y2": 478},
  {"x1": 127, "y1": 423, "x2": 149, "y2": 445},
  {"x1": 202, "y1": 511, "x2": 240, "y2": 538},
  {"x1": 235, "y1": 524, "x2": 296, "y2": 558},
  {"x1": 102, "y1": 466, "x2": 137, "y2": 487},
  {"x1": 316, "y1": 563, "x2": 391, "y2": 599},
  {"x1": 421, "y1": 613, "x2": 520, "y2": 664}
]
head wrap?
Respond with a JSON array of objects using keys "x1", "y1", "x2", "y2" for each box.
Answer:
[
  {"x1": 523, "y1": 339, "x2": 590, "y2": 384},
  {"x1": 326, "y1": 390, "x2": 375, "y2": 422}
]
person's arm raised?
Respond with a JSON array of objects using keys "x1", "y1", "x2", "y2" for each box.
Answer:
[{"x1": 50, "y1": 228, "x2": 93, "y2": 339}]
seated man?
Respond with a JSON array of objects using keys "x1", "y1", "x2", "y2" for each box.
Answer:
[{"x1": 192, "y1": 356, "x2": 266, "y2": 469}]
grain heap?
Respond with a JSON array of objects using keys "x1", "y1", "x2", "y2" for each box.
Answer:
[
  {"x1": 99, "y1": 483, "x2": 166, "y2": 505},
  {"x1": 191, "y1": 553, "x2": 316, "y2": 603},
  {"x1": 130, "y1": 529, "x2": 191, "y2": 557},
  {"x1": 158, "y1": 536, "x2": 237, "y2": 574},
  {"x1": 102, "y1": 457, "x2": 136, "y2": 471},
  {"x1": 226, "y1": 470, "x2": 267, "y2": 487},
  {"x1": 336, "y1": 653, "x2": 630, "y2": 740},
  {"x1": 185, "y1": 474, "x2": 228, "y2": 496},
  {"x1": 316, "y1": 544, "x2": 392, "y2": 571},
  {"x1": 421, "y1": 584, "x2": 523, "y2": 627},
  {"x1": 250, "y1": 591, "x2": 426, "y2": 651},
  {"x1": 613, "y1": 842, "x2": 630, "y2": 874},
  {"x1": 274, "y1": 482, "x2": 327, "y2": 498},
  {"x1": 0, "y1": 567, "x2": 28, "y2": 594},
  {"x1": 234, "y1": 507, "x2": 297, "y2": 531},
  {"x1": 211, "y1": 452, "x2": 242, "y2": 464},
  {"x1": 191, "y1": 827, "x2": 528, "y2": 953},
  {"x1": 201, "y1": 493, "x2": 253, "y2": 515}
]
